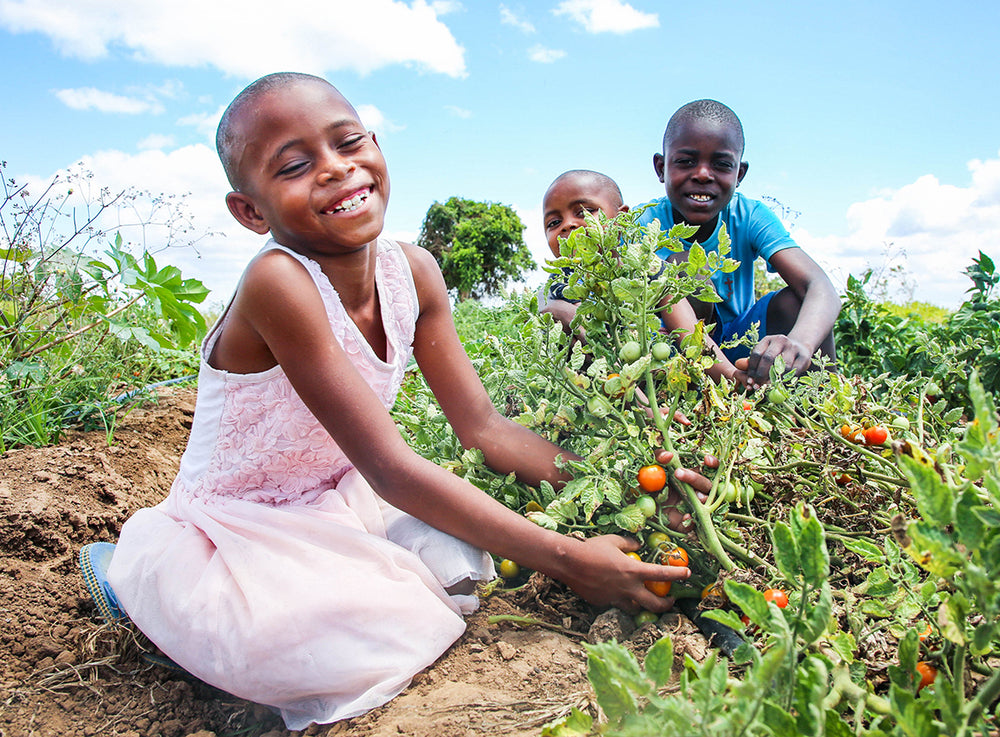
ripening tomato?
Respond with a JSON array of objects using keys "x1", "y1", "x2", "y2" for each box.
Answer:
[
  {"x1": 662, "y1": 546, "x2": 689, "y2": 568},
  {"x1": 918, "y1": 622, "x2": 933, "y2": 641},
  {"x1": 645, "y1": 580, "x2": 672, "y2": 597},
  {"x1": 840, "y1": 424, "x2": 860, "y2": 442},
  {"x1": 916, "y1": 661, "x2": 937, "y2": 691},
  {"x1": 637, "y1": 464, "x2": 667, "y2": 493},
  {"x1": 742, "y1": 400, "x2": 754, "y2": 411},
  {"x1": 863, "y1": 425, "x2": 889, "y2": 446},
  {"x1": 625, "y1": 551, "x2": 643, "y2": 562},
  {"x1": 635, "y1": 495, "x2": 657, "y2": 518},
  {"x1": 763, "y1": 588, "x2": 789, "y2": 608},
  {"x1": 701, "y1": 582, "x2": 727, "y2": 603},
  {"x1": 498, "y1": 559, "x2": 521, "y2": 579}
]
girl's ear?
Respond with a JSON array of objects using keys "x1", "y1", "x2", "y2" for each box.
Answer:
[{"x1": 226, "y1": 191, "x2": 271, "y2": 235}]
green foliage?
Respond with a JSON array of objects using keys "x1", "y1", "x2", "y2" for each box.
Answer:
[
  {"x1": 1, "y1": 163, "x2": 207, "y2": 448},
  {"x1": 417, "y1": 196, "x2": 535, "y2": 300},
  {"x1": 835, "y1": 253, "x2": 1000, "y2": 414}
]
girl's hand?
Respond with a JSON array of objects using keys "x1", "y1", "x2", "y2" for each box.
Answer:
[{"x1": 562, "y1": 535, "x2": 690, "y2": 613}]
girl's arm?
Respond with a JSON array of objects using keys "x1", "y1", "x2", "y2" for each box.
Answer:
[
  {"x1": 233, "y1": 246, "x2": 693, "y2": 612},
  {"x1": 657, "y1": 295, "x2": 746, "y2": 386}
]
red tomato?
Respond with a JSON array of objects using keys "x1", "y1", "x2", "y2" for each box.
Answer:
[
  {"x1": 764, "y1": 588, "x2": 789, "y2": 608},
  {"x1": 645, "y1": 580, "x2": 672, "y2": 597},
  {"x1": 863, "y1": 425, "x2": 889, "y2": 446},
  {"x1": 637, "y1": 464, "x2": 667, "y2": 493},
  {"x1": 916, "y1": 661, "x2": 937, "y2": 691},
  {"x1": 742, "y1": 400, "x2": 754, "y2": 411},
  {"x1": 701, "y1": 582, "x2": 727, "y2": 603}
]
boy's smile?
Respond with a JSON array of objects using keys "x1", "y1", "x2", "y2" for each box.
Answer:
[
  {"x1": 653, "y1": 117, "x2": 747, "y2": 242},
  {"x1": 226, "y1": 78, "x2": 389, "y2": 259}
]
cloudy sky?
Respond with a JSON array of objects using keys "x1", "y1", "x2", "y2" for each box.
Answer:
[{"x1": 2, "y1": 0, "x2": 998, "y2": 309}]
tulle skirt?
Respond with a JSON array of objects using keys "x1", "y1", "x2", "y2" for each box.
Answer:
[{"x1": 107, "y1": 467, "x2": 495, "y2": 729}]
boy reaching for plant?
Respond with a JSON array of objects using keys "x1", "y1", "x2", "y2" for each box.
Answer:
[{"x1": 638, "y1": 99, "x2": 840, "y2": 387}]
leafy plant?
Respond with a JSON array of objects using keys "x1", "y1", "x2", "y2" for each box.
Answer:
[{"x1": 0, "y1": 163, "x2": 208, "y2": 448}]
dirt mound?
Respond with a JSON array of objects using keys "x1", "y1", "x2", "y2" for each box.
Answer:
[{"x1": 0, "y1": 388, "x2": 704, "y2": 737}]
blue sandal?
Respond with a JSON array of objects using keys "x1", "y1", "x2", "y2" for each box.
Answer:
[{"x1": 79, "y1": 542, "x2": 128, "y2": 623}]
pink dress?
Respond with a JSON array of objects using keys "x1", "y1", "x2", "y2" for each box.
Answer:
[{"x1": 108, "y1": 238, "x2": 495, "y2": 729}]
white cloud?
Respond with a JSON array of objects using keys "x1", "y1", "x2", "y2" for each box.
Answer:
[
  {"x1": 528, "y1": 45, "x2": 566, "y2": 63},
  {"x1": 500, "y1": 5, "x2": 535, "y2": 33},
  {"x1": 0, "y1": 0, "x2": 467, "y2": 78},
  {"x1": 137, "y1": 133, "x2": 176, "y2": 150},
  {"x1": 445, "y1": 105, "x2": 472, "y2": 119},
  {"x1": 553, "y1": 0, "x2": 658, "y2": 33},
  {"x1": 54, "y1": 87, "x2": 164, "y2": 114},
  {"x1": 793, "y1": 151, "x2": 1000, "y2": 309},
  {"x1": 356, "y1": 104, "x2": 404, "y2": 135},
  {"x1": 18, "y1": 146, "x2": 261, "y2": 305},
  {"x1": 177, "y1": 105, "x2": 227, "y2": 142}
]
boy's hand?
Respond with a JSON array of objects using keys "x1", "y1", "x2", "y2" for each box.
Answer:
[
  {"x1": 741, "y1": 336, "x2": 812, "y2": 386},
  {"x1": 653, "y1": 449, "x2": 714, "y2": 531},
  {"x1": 563, "y1": 535, "x2": 690, "y2": 613}
]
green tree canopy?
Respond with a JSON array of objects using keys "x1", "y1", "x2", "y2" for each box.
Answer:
[{"x1": 417, "y1": 196, "x2": 535, "y2": 300}]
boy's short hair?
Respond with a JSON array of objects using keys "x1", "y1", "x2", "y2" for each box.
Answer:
[
  {"x1": 662, "y1": 99, "x2": 744, "y2": 155},
  {"x1": 216, "y1": 72, "x2": 332, "y2": 190},
  {"x1": 547, "y1": 169, "x2": 624, "y2": 209}
]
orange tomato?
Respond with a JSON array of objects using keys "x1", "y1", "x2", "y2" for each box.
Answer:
[
  {"x1": 645, "y1": 580, "x2": 672, "y2": 597},
  {"x1": 626, "y1": 551, "x2": 642, "y2": 562},
  {"x1": 637, "y1": 464, "x2": 667, "y2": 493},
  {"x1": 916, "y1": 661, "x2": 937, "y2": 691},
  {"x1": 662, "y1": 546, "x2": 689, "y2": 568}
]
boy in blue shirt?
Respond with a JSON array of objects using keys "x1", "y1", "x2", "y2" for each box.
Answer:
[{"x1": 638, "y1": 99, "x2": 840, "y2": 387}]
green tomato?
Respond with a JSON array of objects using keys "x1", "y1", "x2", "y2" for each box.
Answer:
[
  {"x1": 635, "y1": 610, "x2": 659, "y2": 626},
  {"x1": 619, "y1": 340, "x2": 642, "y2": 363},
  {"x1": 647, "y1": 531, "x2": 669, "y2": 550},
  {"x1": 719, "y1": 481, "x2": 739, "y2": 503},
  {"x1": 891, "y1": 414, "x2": 910, "y2": 431},
  {"x1": 768, "y1": 387, "x2": 790, "y2": 404},
  {"x1": 651, "y1": 342, "x2": 672, "y2": 361},
  {"x1": 587, "y1": 395, "x2": 612, "y2": 418},
  {"x1": 635, "y1": 495, "x2": 657, "y2": 518}
]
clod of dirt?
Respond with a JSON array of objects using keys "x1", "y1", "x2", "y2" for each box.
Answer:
[{"x1": 587, "y1": 607, "x2": 636, "y2": 643}]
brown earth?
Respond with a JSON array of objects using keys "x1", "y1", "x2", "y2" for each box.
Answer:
[{"x1": 0, "y1": 387, "x2": 709, "y2": 737}]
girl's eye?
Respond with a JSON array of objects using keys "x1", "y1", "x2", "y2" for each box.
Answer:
[
  {"x1": 545, "y1": 218, "x2": 561, "y2": 230},
  {"x1": 339, "y1": 134, "x2": 366, "y2": 149},
  {"x1": 278, "y1": 161, "x2": 308, "y2": 176}
]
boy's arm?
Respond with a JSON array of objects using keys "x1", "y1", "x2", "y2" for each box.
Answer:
[{"x1": 746, "y1": 247, "x2": 840, "y2": 383}]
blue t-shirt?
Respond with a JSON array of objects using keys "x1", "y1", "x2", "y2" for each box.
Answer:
[{"x1": 635, "y1": 192, "x2": 798, "y2": 326}]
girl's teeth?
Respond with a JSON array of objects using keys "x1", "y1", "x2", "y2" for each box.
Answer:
[{"x1": 333, "y1": 192, "x2": 368, "y2": 212}]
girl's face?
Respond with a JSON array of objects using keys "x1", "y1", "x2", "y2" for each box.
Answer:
[
  {"x1": 228, "y1": 80, "x2": 390, "y2": 259},
  {"x1": 543, "y1": 176, "x2": 625, "y2": 257}
]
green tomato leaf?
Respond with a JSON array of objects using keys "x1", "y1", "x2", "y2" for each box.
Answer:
[{"x1": 643, "y1": 636, "x2": 674, "y2": 688}]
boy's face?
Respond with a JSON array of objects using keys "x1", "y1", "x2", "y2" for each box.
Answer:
[
  {"x1": 225, "y1": 79, "x2": 389, "y2": 257},
  {"x1": 543, "y1": 175, "x2": 626, "y2": 257},
  {"x1": 653, "y1": 117, "x2": 748, "y2": 229}
]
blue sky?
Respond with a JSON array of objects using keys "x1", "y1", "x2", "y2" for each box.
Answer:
[{"x1": 2, "y1": 0, "x2": 998, "y2": 309}]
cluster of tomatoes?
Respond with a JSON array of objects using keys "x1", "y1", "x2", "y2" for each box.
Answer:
[{"x1": 839, "y1": 422, "x2": 890, "y2": 446}]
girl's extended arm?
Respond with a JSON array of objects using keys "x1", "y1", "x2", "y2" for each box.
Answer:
[
  {"x1": 231, "y1": 245, "x2": 695, "y2": 613},
  {"x1": 657, "y1": 294, "x2": 746, "y2": 386}
]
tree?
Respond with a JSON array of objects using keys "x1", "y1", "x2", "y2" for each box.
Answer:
[{"x1": 417, "y1": 197, "x2": 535, "y2": 300}]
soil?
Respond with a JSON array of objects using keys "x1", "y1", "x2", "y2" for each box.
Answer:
[{"x1": 0, "y1": 387, "x2": 710, "y2": 737}]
